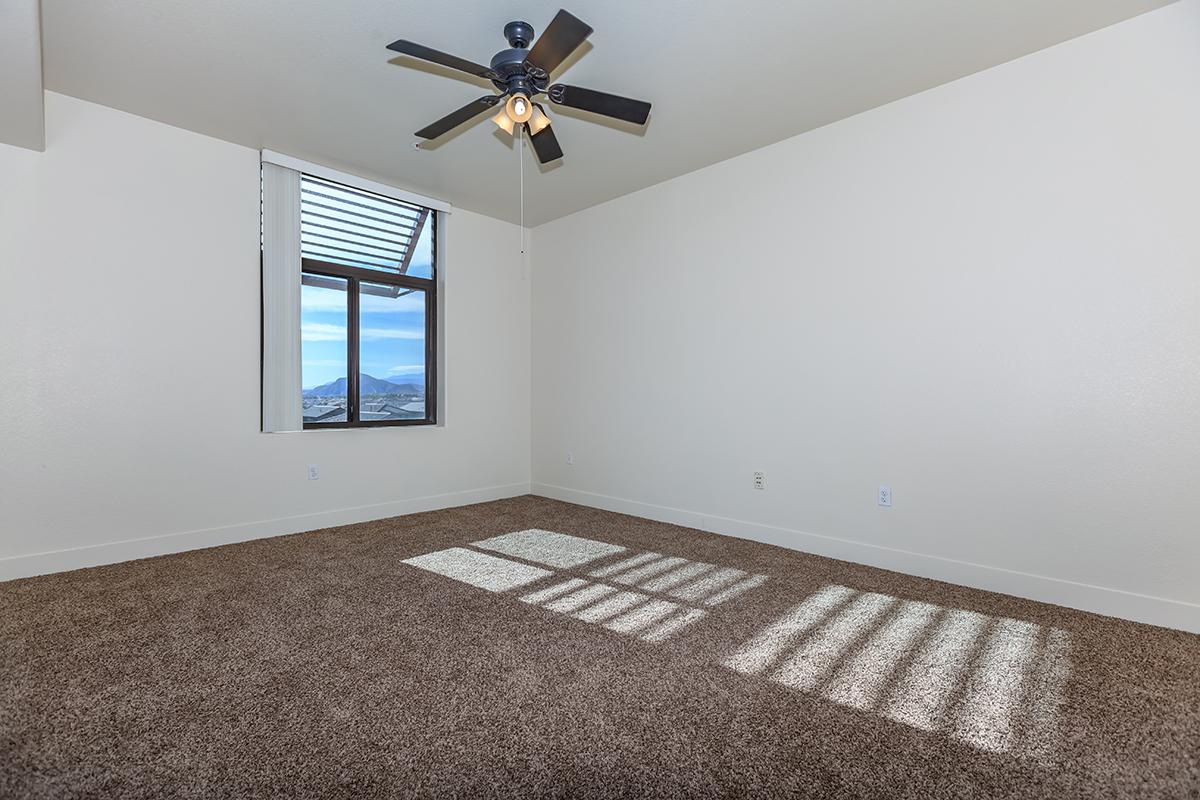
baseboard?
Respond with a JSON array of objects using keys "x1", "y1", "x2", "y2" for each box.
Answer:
[
  {"x1": 0, "y1": 482, "x2": 532, "y2": 582},
  {"x1": 530, "y1": 482, "x2": 1199, "y2": 634}
]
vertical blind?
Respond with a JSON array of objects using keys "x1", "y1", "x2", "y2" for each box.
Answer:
[{"x1": 261, "y1": 162, "x2": 303, "y2": 432}]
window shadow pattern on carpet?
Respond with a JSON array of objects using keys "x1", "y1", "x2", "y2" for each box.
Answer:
[{"x1": 403, "y1": 528, "x2": 1071, "y2": 764}]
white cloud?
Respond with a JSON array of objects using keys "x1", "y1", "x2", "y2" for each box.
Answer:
[
  {"x1": 387, "y1": 364, "x2": 425, "y2": 375},
  {"x1": 301, "y1": 322, "x2": 346, "y2": 342},
  {"x1": 362, "y1": 327, "x2": 423, "y2": 341},
  {"x1": 300, "y1": 323, "x2": 422, "y2": 342},
  {"x1": 300, "y1": 286, "x2": 346, "y2": 312}
]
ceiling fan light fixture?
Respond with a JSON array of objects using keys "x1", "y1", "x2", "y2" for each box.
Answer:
[
  {"x1": 390, "y1": 10, "x2": 651, "y2": 163},
  {"x1": 528, "y1": 105, "x2": 552, "y2": 135},
  {"x1": 505, "y1": 93, "x2": 533, "y2": 124},
  {"x1": 491, "y1": 107, "x2": 516, "y2": 135}
]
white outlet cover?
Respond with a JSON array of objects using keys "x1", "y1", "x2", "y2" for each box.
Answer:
[
  {"x1": 878, "y1": 485, "x2": 892, "y2": 507},
  {"x1": 308, "y1": 464, "x2": 319, "y2": 480}
]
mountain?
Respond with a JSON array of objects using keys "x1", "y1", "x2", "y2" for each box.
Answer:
[
  {"x1": 385, "y1": 371, "x2": 425, "y2": 386},
  {"x1": 303, "y1": 373, "x2": 423, "y2": 398}
]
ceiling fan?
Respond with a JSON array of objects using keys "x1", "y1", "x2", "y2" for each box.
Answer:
[{"x1": 387, "y1": 9, "x2": 651, "y2": 163}]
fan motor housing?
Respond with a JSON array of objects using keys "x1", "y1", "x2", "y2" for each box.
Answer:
[
  {"x1": 489, "y1": 48, "x2": 529, "y2": 77},
  {"x1": 490, "y1": 51, "x2": 544, "y2": 96},
  {"x1": 490, "y1": 21, "x2": 547, "y2": 95}
]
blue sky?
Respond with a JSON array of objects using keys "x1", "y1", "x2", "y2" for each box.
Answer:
[
  {"x1": 300, "y1": 283, "x2": 427, "y2": 390},
  {"x1": 300, "y1": 232, "x2": 432, "y2": 390}
]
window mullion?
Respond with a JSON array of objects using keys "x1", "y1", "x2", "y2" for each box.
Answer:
[{"x1": 348, "y1": 277, "x2": 360, "y2": 425}]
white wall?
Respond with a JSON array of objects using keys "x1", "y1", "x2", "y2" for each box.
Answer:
[
  {"x1": 3, "y1": 6, "x2": 1197, "y2": 633},
  {"x1": 0, "y1": 0, "x2": 44, "y2": 151},
  {"x1": 531, "y1": 1, "x2": 1200, "y2": 632},
  {"x1": 0, "y1": 92, "x2": 530, "y2": 577}
]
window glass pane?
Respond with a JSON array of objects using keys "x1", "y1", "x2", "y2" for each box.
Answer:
[
  {"x1": 404, "y1": 212, "x2": 434, "y2": 279},
  {"x1": 359, "y1": 281, "x2": 427, "y2": 421},
  {"x1": 300, "y1": 274, "x2": 348, "y2": 424},
  {"x1": 300, "y1": 176, "x2": 434, "y2": 278}
]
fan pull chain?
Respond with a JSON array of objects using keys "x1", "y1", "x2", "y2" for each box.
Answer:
[{"x1": 519, "y1": 127, "x2": 525, "y2": 255}]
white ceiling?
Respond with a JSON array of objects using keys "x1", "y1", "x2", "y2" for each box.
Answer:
[{"x1": 41, "y1": 0, "x2": 1172, "y2": 225}]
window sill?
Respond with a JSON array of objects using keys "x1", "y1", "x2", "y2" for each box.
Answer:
[{"x1": 263, "y1": 420, "x2": 443, "y2": 433}]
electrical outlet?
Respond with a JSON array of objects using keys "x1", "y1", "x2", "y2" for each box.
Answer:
[
  {"x1": 878, "y1": 485, "x2": 892, "y2": 507},
  {"x1": 308, "y1": 464, "x2": 320, "y2": 481},
  {"x1": 566, "y1": 451, "x2": 574, "y2": 466},
  {"x1": 753, "y1": 471, "x2": 765, "y2": 490}
]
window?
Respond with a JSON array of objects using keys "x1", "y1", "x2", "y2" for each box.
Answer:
[{"x1": 299, "y1": 175, "x2": 437, "y2": 427}]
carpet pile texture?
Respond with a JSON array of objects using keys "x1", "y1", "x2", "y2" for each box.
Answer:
[{"x1": 1, "y1": 496, "x2": 1197, "y2": 799}]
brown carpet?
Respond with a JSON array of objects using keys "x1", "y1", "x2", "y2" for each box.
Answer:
[{"x1": 1, "y1": 496, "x2": 1197, "y2": 799}]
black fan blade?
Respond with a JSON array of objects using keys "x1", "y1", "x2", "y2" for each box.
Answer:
[
  {"x1": 414, "y1": 95, "x2": 501, "y2": 139},
  {"x1": 548, "y1": 84, "x2": 651, "y2": 125},
  {"x1": 526, "y1": 121, "x2": 564, "y2": 164},
  {"x1": 387, "y1": 40, "x2": 500, "y2": 82},
  {"x1": 523, "y1": 10, "x2": 593, "y2": 79}
]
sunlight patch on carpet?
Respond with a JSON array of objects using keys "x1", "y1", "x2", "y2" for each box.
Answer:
[
  {"x1": 881, "y1": 608, "x2": 989, "y2": 732},
  {"x1": 543, "y1": 583, "x2": 619, "y2": 614},
  {"x1": 605, "y1": 599, "x2": 686, "y2": 634},
  {"x1": 639, "y1": 562, "x2": 714, "y2": 592},
  {"x1": 401, "y1": 548, "x2": 551, "y2": 592},
  {"x1": 671, "y1": 567, "x2": 742, "y2": 600},
  {"x1": 588, "y1": 552, "x2": 662, "y2": 577},
  {"x1": 571, "y1": 590, "x2": 648, "y2": 623},
  {"x1": 402, "y1": 531, "x2": 763, "y2": 645},
  {"x1": 774, "y1": 592, "x2": 897, "y2": 692},
  {"x1": 952, "y1": 617, "x2": 1039, "y2": 753},
  {"x1": 723, "y1": 585, "x2": 856, "y2": 675},
  {"x1": 724, "y1": 584, "x2": 1073, "y2": 762},
  {"x1": 519, "y1": 578, "x2": 589, "y2": 604},
  {"x1": 823, "y1": 599, "x2": 940, "y2": 711},
  {"x1": 608, "y1": 556, "x2": 689, "y2": 585},
  {"x1": 642, "y1": 607, "x2": 708, "y2": 643},
  {"x1": 474, "y1": 529, "x2": 626, "y2": 568},
  {"x1": 704, "y1": 574, "x2": 770, "y2": 606}
]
